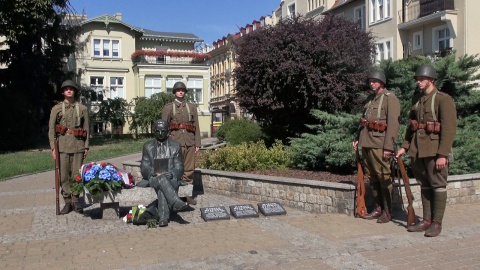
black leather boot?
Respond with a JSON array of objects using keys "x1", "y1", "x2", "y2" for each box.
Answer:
[{"x1": 60, "y1": 203, "x2": 72, "y2": 215}]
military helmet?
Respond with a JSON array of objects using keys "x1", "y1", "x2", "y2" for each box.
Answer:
[
  {"x1": 415, "y1": 65, "x2": 437, "y2": 79},
  {"x1": 60, "y1": 80, "x2": 78, "y2": 92},
  {"x1": 172, "y1": 81, "x2": 187, "y2": 93},
  {"x1": 367, "y1": 70, "x2": 386, "y2": 85}
]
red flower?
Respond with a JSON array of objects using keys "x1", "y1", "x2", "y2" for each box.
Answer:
[
  {"x1": 100, "y1": 162, "x2": 107, "y2": 167},
  {"x1": 75, "y1": 175, "x2": 81, "y2": 182}
]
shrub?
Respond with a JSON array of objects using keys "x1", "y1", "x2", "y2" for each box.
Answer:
[
  {"x1": 289, "y1": 110, "x2": 359, "y2": 173},
  {"x1": 198, "y1": 140, "x2": 293, "y2": 171},
  {"x1": 216, "y1": 119, "x2": 263, "y2": 145}
]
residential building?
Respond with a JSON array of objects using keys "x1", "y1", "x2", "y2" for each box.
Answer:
[
  {"x1": 208, "y1": 15, "x2": 276, "y2": 134},
  {"x1": 321, "y1": 0, "x2": 480, "y2": 62},
  {"x1": 74, "y1": 13, "x2": 211, "y2": 137}
]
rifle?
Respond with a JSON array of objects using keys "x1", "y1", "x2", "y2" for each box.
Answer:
[
  {"x1": 54, "y1": 138, "x2": 61, "y2": 215},
  {"x1": 392, "y1": 140, "x2": 416, "y2": 227},
  {"x1": 355, "y1": 148, "x2": 367, "y2": 218}
]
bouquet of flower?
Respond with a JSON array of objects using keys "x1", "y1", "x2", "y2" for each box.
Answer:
[{"x1": 71, "y1": 162, "x2": 133, "y2": 198}]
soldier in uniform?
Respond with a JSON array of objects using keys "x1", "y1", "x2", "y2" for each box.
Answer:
[
  {"x1": 48, "y1": 80, "x2": 89, "y2": 214},
  {"x1": 396, "y1": 65, "x2": 457, "y2": 237},
  {"x1": 162, "y1": 81, "x2": 200, "y2": 205},
  {"x1": 353, "y1": 70, "x2": 400, "y2": 223}
]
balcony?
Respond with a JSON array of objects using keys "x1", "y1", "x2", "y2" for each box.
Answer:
[
  {"x1": 398, "y1": 0, "x2": 455, "y2": 24},
  {"x1": 131, "y1": 50, "x2": 211, "y2": 65}
]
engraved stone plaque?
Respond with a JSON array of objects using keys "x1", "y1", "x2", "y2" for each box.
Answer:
[
  {"x1": 229, "y1": 204, "x2": 259, "y2": 219},
  {"x1": 200, "y1": 206, "x2": 231, "y2": 221},
  {"x1": 257, "y1": 202, "x2": 287, "y2": 216}
]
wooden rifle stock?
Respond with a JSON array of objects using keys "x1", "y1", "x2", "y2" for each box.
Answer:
[
  {"x1": 396, "y1": 158, "x2": 416, "y2": 227},
  {"x1": 54, "y1": 138, "x2": 61, "y2": 215},
  {"x1": 355, "y1": 149, "x2": 367, "y2": 218}
]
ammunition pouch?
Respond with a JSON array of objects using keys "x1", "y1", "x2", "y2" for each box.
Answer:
[
  {"x1": 55, "y1": 124, "x2": 68, "y2": 135},
  {"x1": 410, "y1": 120, "x2": 441, "y2": 134},
  {"x1": 72, "y1": 128, "x2": 87, "y2": 139},
  {"x1": 56, "y1": 125, "x2": 87, "y2": 138},
  {"x1": 169, "y1": 122, "x2": 196, "y2": 133},
  {"x1": 360, "y1": 117, "x2": 387, "y2": 132}
]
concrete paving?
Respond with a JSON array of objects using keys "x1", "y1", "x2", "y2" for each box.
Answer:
[{"x1": 1, "y1": 146, "x2": 480, "y2": 270}]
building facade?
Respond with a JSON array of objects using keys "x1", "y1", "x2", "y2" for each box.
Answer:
[
  {"x1": 321, "y1": 0, "x2": 480, "y2": 62},
  {"x1": 74, "y1": 13, "x2": 211, "y2": 137}
]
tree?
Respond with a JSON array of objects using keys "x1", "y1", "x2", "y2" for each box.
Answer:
[
  {"x1": 129, "y1": 93, "x2": 175, "y2": 135},
  {"x1": 95, "y1": 97, "x2": 129, "y2": 138},
  {"x1": 234, "y1": 15, "x2": 375, "y2": 143},
  {"x1": 0, "y1": 0, "x2": 79, "y2": 150}
]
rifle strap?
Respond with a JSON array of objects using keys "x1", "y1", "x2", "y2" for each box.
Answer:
[{"x1": 394, "y1": 161, "x2": 405, "y2": 211}]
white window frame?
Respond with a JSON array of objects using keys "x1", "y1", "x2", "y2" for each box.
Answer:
[
  {"x1": 369, "y1": 0, "x2": 391, "y2": 24},
  {"x1": 287, "y1": 3, "x2": 296, "y2": 18},
  {"x1": 90, "y1": 76, "x2": 105, "y2": 101},
  {"x1": 145, "y1": 77, "x2": 162, "y2": 98},
  {"x1": 413, "y1": 31, "x2": 423, "y2": 51},
  {"x1": 354, "y1": 5, "x2": 366, "y2": 31},
  {"x1": 432, "y1": 25, "x2": 452, "y2": 52},
  {"x1": 187, "y1": 77, "x2": 204, "y2": 104},
  {"x1": 110, "y1": 77, "x2": 124, "y2": 99},
  {"x1": 166, "y1": 77, "x2": 183, "y2": 94},
  {"x1": 93, "y1": 38, "x2": 121, "y2": 58},
  {"x1": 375, "y1": 37, "x2": 393, "y2": 63}
]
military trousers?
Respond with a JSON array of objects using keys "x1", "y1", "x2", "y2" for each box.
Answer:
[
  {"x1": 411, "y1": 156, "x2": 448, "y2": 188},
  {"x1": 59, "y1": 152, "x2": 84, "y2": 202},
  {"x1": 361, "y1": 147, "x2": 392, "y2": 188},
  {"x1": 181, "y1": 145, "x2": 196, "y2": 183}
]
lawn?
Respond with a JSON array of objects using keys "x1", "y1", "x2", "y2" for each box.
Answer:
[{"x1": 0, "y1": 136, "x2": 150, "y2": 181}]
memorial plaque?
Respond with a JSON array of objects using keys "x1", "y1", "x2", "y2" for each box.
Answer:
[
  {"x1": 200, "y1": 206, "x2": 230, "y2": 221},
  {"x1": 257, "y1": 202, "x2": 287, "y2": 216},
  {"x1": 229, "y1": 204, "x2": 259, "y2": 219}
]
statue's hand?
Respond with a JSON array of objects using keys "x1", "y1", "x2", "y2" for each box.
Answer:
[{"x1": 163, "y1": 171, "x2": 173, "y2": 180}]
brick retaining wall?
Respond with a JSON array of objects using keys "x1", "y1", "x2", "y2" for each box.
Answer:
[{"x1": 123, "y1": 160, "x2": 480, "y2": 216}]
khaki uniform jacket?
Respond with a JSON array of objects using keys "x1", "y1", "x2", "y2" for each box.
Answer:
[
  {"x1": 48, "y1": 101, "x2": 90, "y2": 153},
  {"x1": 401, "y1": 88, "x2": 457, "y2": 158},
  {"x1": 162, "y1": 101, "x2": 200, "y2": 148},
  {"x1": 358, "y1": 89, "x2": 400, "y2": 151}
]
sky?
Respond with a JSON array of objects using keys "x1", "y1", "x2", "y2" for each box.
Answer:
[{"x1": 69, "y1": 0, "x2": 280, "y2": 45}]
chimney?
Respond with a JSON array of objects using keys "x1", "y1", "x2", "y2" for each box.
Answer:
[{"x1": 114, "y1": 13, "x2": 122, "y2": 21}]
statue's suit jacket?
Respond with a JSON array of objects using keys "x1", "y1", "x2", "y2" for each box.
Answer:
[{"x1": 138, "y1": 138, "x2": 184, "y2": 188}]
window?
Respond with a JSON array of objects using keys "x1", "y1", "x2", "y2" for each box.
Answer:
[
  {"x1": 354, "y1": 5, "x2": 366, "y2": 31},
  {"x1": 166, "y1": 77, "x2": 182, "y2": 94},
  {"x1": 187, "y1": 77, "x2": 203, "y2": 104},
  {"x1": 90, "y1": 76, "x2": 104, "y2": 101},
  {"x1": 93, "y1": 38, "x2": 120, "y2": 58},
  {"x1": 432, "y1": 26, "x2": 451, "y2": 51},
  {"x1": 413, "y1": 31, "x2": 423, "y2": 51},
  {"x1": 287, "y1": 3, "x2": 296, "y2": 18},
  {"x1": 375, "y1": 38, "x2": 392, "y2": 62},
  {"x1": 370, "y1": 0, "x2": 391, "y2": 24},
  {"x1": 145, "y1": 77, "x2": 161, "y2": 98},
  {"x1": 110, "y1": 77, "x2": 124, "y2": 99}
]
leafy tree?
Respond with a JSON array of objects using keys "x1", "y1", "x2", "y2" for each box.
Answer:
[
  {"x1": 129, "y1": 92, "x2": 174, "y2": 134},
  {"x1": 0, "y1": 0, "x2": 79, "y2": 150},
  {"x1": 234, "y1": 15, "x2": 375, "y2": 143},
  {"x1": 215, "y1": 119, "x2": 263, "y2": 145},
  {"x1": 95, "y1": 97, "x2": 129, "y2": 137}
]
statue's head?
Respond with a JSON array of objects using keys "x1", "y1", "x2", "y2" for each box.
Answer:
[{"x1": 154, "y1": 119, "x2": 169, "y2": 142}]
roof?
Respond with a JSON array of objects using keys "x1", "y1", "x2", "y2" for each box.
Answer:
[
  {"x1": 81, "y1": 14, "x2": 203, "y2": 42},
  {"x1": 141, "y1": 29, "x2": 203, "y2": 43},
  {"x1": 81, "y1": 14, "x2": 143, "y2": 33}
]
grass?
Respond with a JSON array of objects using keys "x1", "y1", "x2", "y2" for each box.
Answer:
[{"x1": 0, "y1": 136, "x2": 151, "y2": 181}]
